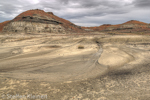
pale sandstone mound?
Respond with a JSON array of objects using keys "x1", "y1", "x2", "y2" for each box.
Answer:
[{"x1": 98, "y1": 47, "x2": 134, "y2": 70}]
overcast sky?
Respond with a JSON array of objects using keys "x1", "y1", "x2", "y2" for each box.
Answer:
[{"x1": 0, "y1": 0, "x2": 150, "y2": 26}]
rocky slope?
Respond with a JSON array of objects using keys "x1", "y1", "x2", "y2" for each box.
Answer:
[
  {"x1": 82, "y1": 20, "x2": 150, "y2": 34},
  {"x1": 0, "y1": 9, "x2": 84, "y2": 34},
  {"x1": 0, "y1": 21, "x2": 11, "y2": 32},
  {"x1": 1, "y1": 9, "x2": 150, "y2": 34}
]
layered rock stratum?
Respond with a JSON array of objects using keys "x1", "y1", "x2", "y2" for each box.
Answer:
[
  {"x1": 82, "y1": 20, "x2": 150, "y2": 34},
  {"x1": 0, "y1": 21, "x2": 10, "y2": 32},
  {"x1": 0, "y1": 9, "x2": 150, "y2": 35},
  {"x1": 0, "y1": 9, "x2": 84, "y2": 34}
]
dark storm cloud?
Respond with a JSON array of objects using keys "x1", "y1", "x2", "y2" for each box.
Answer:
[
  {"x1": 74, "y1": 0, "x2": 121, "y2": 8},
  {"x1": 57, "y1": 0, "x2": 127, "y2": 8},
  {"x1": 0, "y1": 4, "x2": 19, "y2": 14},
  {"x1": 39, "y1": 0, "x2": 134, "y2": 20},
  {"x1": 58, "y1": 0, "x2": 69, "y2": 5},
  {"x1": 133, "y1": 0, "x2": 150, "y2": 8},
  {"x1": 39, "y1": 0, "x2": 131, "y2": 20},
  {"x1": 39, "y1": 1, "x2": 63, "y2": 10},
  {"x1": 61, "y1": 7, "x2": 129, "y2": 19},
  {"x1": 0, "y1": 0, "x2": 132, "y2": 20}
]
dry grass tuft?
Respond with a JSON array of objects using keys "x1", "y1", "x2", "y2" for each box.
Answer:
[{"x1": 78, "y1": 45, "x2": 84, "y2": 49}]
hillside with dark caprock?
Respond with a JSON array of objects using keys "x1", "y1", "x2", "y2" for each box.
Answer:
[
  {"x1": 1, "y1": 9, "x2": 150, "y2": 35},
  {"x1": 82, "y1": 20, "x2": 150, "y2": 35},
  {"x1": 0, "y1": 9, "x2": 84, "y2": 34}
]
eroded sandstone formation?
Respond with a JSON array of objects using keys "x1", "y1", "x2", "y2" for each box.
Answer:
[
  {"x1": 2, "y1": 21, "x2": 65, "y2": 34},
  {"x1": 82, "y1": 20, "x2": 150, "y2": 34},
  {"x1": 1, "y1": 9, "x2": 84, "y2": 34},
  {"x1": 0, "y1": 21, "x2": 11, "y2": 32},
  {"x1": 1, "y1": 9, "x2": 150, "y2": 34}
]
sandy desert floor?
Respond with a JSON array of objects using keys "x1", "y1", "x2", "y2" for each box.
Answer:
[{"x1": 0, "y1": 33, "x2": 150, "y2": 100}]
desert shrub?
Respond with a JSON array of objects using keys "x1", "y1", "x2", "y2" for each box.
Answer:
[{"x1": 78, "y1": 45, "x2": 84, "y2": 49}]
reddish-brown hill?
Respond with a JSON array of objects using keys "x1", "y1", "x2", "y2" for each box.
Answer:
[
  {"x1": 82, "y1": 20, "x2": 150, "y2": 34},
  {"x1": 12, "y1": 9, "x2": 83, "y2": 33},
  {"x1": 0, "y1": 21, "x2": 11, "y2": 32},
  {"x1": 1, "y1": 10, "x2": 150, "y2": 34},
  {"x1": 82, "y1": 24, "x2": 119, "y2": 31},
  {"x1": 122, "y1": 20, "x2": 148, "y2": 25}
]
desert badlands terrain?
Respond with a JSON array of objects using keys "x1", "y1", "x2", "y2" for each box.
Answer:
[
  {"x1": 0, "y1": 33, "x2": 150, "y2": 100},
  {"x1": 0, "y1": 9, "x2": 150, "y2": 100}
]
